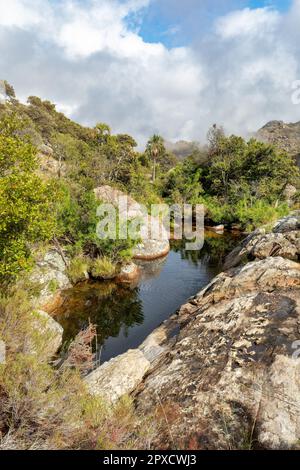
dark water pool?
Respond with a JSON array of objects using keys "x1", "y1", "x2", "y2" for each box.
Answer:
[{"x1": 54, "y1": 233, "x2": 239, "y2": 364}]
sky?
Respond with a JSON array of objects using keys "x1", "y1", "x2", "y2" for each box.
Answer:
[{"x1": 0, "y1": 0, "x2": 299, "y2": 146}]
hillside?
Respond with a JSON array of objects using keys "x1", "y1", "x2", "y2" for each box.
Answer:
[
  {"x1": 256, "y1": 121, "x2": 300, "y2": 166},
  {"x1": 164, "y1": 139, "x2": 200, "y2": 159}
]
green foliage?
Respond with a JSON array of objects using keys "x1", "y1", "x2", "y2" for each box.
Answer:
[
  {"x1": 90, "y1": 256, "x2": 117, "y2": 279},
  {"x1": 94, "y1": 224, "x2": 138, "y2": 263},
  {"x1": 48, "y1": 278, "x2": 59, "y2": 293},
  {"x1": 3, "y1": 81, "x2": 16, "y2": 99},
  {"x1": 0, "y1": 115, "x2": 57, "y2": 280},
  {"x1": 55, "y1": 181, "x2": 99, "y2": 249},
  {"x1": 146, "y1": 134, "x2": 166, "y2": 182},
  {"x1": 235, "y1": 198, "x2": 289, "y2": 232},
  {"x1": 164, "y1": 129, "x2": 300, "y2": 228},
  {"x1": 67, "y1": 255, "x2": 90, "y2": 285},
  {"x1": 205, "y1": 135, "x2": 299, "y2": 203},
  {"x1": 162, "y1": 157, "x2": 203, "y2": 204}
]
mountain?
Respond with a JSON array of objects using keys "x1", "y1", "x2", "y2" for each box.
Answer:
[
  {"x1": 164, "y1": 139, "x2": 200, "y2": 159},
  {"x1": 256, "y1": 120, "x2": 300, "y2": 166}
]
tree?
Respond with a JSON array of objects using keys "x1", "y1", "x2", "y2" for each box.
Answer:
[
  {"x1": 94, "y1": 123, "x2": 111, "y2": 145},
  {"x1": 146, "y1": 134, "x2": 165, "y2": 183},
  {"x1": 4, "y1": 81, "x2": 16, "y2": 99},
  {"x1": 0, "y1": 115, "x2": 57, "y2": 280},
  {"x1": 163, "y1": 157, "x2": 203, "y2": 204},
  {"x1": 207, "y1": 124, "x2": 225, "y2": 158}
]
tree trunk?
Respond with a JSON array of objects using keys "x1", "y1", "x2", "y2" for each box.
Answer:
[{"x1": 153, "y1": 158, "x2": 156, "y2": 183}]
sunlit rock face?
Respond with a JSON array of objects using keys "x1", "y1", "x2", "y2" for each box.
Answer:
[
  {"x1": 94, "y1": 185, "x2": 170, "y2": 260},
  {"x1": 85, "y1": 349, "x2": 150, "y2": 403},
  {"x1": 133, "y1": 213, "x2": 300, "y2": 450},
  {"x1": 30, "y1": 249, "x2": 71, "y2": 310},
  {"x1": 224, "y1": 213, "x2": 300, "y2": 270},
  {"x1": 135, "y1": 255, "x2": 300, "y2": 449}
]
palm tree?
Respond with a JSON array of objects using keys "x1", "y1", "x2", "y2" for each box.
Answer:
[{"x1": 146, "y1": 134, "x2": 165, "y2": 183}]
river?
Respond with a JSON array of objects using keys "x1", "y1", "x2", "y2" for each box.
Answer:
[{"x1": 54, "y1": 232, "x2": 240, "y2": 364}]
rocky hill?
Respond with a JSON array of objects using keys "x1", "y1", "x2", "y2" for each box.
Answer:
[
  {"x1": 164, "y1": 139, "x2": 200, "y2": 159},
  {"x1": 256, "y1": 121, "x2": 300, "y2": 166}
]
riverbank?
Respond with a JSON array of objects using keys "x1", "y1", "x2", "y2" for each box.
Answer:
[{"x1": 84, "y1": 213, "x2": 300, "y2": 450}]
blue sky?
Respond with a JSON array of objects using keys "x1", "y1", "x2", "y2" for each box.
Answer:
[{"x1": 138, "y1": 0, "x2": 293, "y2": 47}]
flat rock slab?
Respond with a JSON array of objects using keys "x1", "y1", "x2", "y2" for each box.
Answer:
[
  {"x1": 135, "y1": 256, "x2": 300, "y2": 450},
  {"x1": 85, "y1": 349, "x2": 150, "y2": 403}
]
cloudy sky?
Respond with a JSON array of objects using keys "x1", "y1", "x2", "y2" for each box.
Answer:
[{"x1": 0, "y1": 0, "x2": 299, "y2": 146}]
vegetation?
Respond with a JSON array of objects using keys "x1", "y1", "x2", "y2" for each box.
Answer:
[
  {"x1": 163, "y1": 126, "x2": 300, "y2": 229},
  {"x1": 0, "y1": 82, "x2": 299, "y2": 450},
  {"x1": 67, "y1": 255, "x2": 90, "y2": 285},
  {"x1": 0, "y1": 115, "x2": 57, "y2": 281},
  {"x1": 90, "y1": 256, "x2": 117, "y2": 280},
  {"x1": 0, "y1": 285, "x2": 156, "y2": 449}
]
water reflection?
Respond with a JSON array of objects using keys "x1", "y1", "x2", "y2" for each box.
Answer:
[
  {"x1": 56, "y1": 282, "x2": 144, "y2": 348},
  {"x1": 54, "y1": 232, "x2": 240, "y2": 363}
]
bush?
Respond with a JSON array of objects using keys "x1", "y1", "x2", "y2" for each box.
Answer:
[
  {"x1": 0, "y1": 115, "x2": 57, "y2": 281},
  {"x1": 67, "y1": 255, "x2": 90, "y2": 285},
  {"x1": 90, "y1": 257, "x2": 117, "y2": 280},
  {"x1": 235, "y1": 198, "x2": 289, "y2": 231}
]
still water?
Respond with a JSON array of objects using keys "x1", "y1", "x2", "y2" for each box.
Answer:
[{"x1": 54, "y1": 233, "x2": 239, "y2": 364}]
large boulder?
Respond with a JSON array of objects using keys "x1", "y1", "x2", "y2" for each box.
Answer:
[
  {"x1": 224, "y1": 213, "x2": 300, "y2": 270},
  {"x1": 94, "y1": 185, "x2": 170, "y2": 260},
  {"x1": 134, "y1": 257, "x2": 300, "y2": 450},
  {"x1": 30, "y1": 249, "x2": 71, "y2": 309},
  {"x1": 116, "y1": 262, "x2": 140, "y2": 284},
  {"x1": 85, "y1": 349, "x2": 150, "y2": 403},
  {"x1": 273, "y1": 213, "x2": 300, "y2": 233}
]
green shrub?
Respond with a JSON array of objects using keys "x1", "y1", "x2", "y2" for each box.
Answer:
[
  {"x1": 67, "y1": 255, "x2": 90, "y2": 284},
  {"x1": 0, "y1": 115, "x2": 57, "y2": 281},
  {"x1": 90, "y1": 257, "x2": 117, "y2": 279},
  {"x1": 235, "y1": 198, "x2": 289, "y2": 231}
]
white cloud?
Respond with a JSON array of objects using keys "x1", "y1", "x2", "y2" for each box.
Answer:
[
  {"x1": 0, "y1": 0, "x2": 300, "y2": 146},
  {"x1": 215, "y1": 7, "x2": 279, "y2": 39},
  {"x1": 0, "y1": 0, "x2": 45, "y2": 28}
]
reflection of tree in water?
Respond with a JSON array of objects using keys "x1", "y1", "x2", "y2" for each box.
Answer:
[
  {"x1": 171, "y1": 232, "x2": 240, "y2": 267},
  {"x1": 55, "y1": 282, "x2": 144, "y2": 347}
]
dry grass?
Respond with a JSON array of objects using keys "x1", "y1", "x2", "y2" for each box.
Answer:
[{"x1": 0, "y1": 283, "x2": 157, "y2": 450}]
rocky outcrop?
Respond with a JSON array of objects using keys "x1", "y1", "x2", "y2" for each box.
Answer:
[
  {"x1": 256, "y1": 120, "x2": 300, "y2": 166},
  {"x1": 164, "y1": 140, "x2": 200, "y2": 159},
  {"x1": 80, "y1": 214, "x2": 300, "y2": 449},
  {"x1": 224, "y1": 214, "x2": 300, "y2": 270},
  {"x1": 30, "y1": 249, "x2": 71, "y2": 310},
  {"x1": 94, "y1": 185, "x2": 170, "y2": 260},
  {"x1": 133, "y1": 240, "x2": 170, "y2": 261},
  {"x1": 273, "y1": 213, "x2": 300, "y2": 233},
  {"x1": 25, "y1": 310, "x2": 63, "y2": 359},
  {"x1": 85, "y1": 349, "x2": 150, "y2": 403},
  {"x1": 134, "y1": 256, "x2": 300, "y2": 450},
  {"x1": 116, "y1": 262, "x2": 140, "y2": 284},
  {"x1": 37, "y1": 144, "x2": 67, "y2": 177}
]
